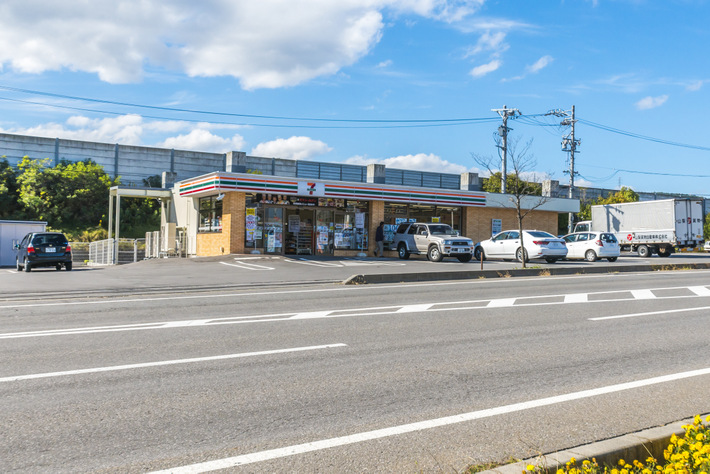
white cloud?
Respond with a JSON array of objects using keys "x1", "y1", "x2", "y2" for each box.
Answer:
[
  {"x1": 686, "y1": 80, "x2": 704, "y2": 92},
  {"x1": 470, "y1": 60, "x2": 501, "y2": 78},
  {"x1": 0, "y1": 0, "x2": 482, "y2": 90},
  {"x1": 635, "y1": 95, "x2": 668, "y2": 110},
  {"x1": 250, "y1": 136, "x2": 332, "y2": 160},
  {"x1": 526, "y1": 55, "x2": 553, "y2": 74},
  {"x1": 465, "y1": 31, "x2": 508, "y2": 57},
  {"x1": 158, "y1": 129, "x2": 245, "y2": 152},
  {"x1": 0, "y1": 114, "x2": 245, "y2": 152},
  {"x1": 345, "y1": 153, "x2": 474, "y2": 174},
  {"x1": 1, "y1": 114, "x2": 146, "y2": 144}
]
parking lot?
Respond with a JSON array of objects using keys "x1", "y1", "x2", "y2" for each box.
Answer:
[{"x1": 3, "y1": 251, "x2": 710, "y2": 298}]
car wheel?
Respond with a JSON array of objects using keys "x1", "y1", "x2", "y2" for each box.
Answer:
[
  {"x1": 428, "y1": 245, "x2": 443, "y2": 262},
  {"x1": 544, "y1": 257, "x2": 558, "y2": 263},
  {"x1": 457, "y1": 254, "x2": 472, "y2": 263},
  {"x1": 515, "y1": 247, "x2": 528, "y2": 263},
  {"x1": 16, "y1": 258, "x2": 22, "y2": 271},
  {"x1": 474, "y1": 247, "x2": 485, "y2": 261},
  {"x1": 65, "y1": 262, "x2": 73, "y2": 271},
  {"x1": 23, "y1": 258, "x2": 31, "y2": 272},
  {"x1": 584, "y1": 250, "x2": 597, "y2": 262},
  {"x1": 607, "y1": 257, "x2": 618, "y2": 262},
  {"x1": 397, "y1": 244, "x2": 410, "y2": 260},
  {"x1": 637, "y1": 244, "x2": 650, "y2": 258}
]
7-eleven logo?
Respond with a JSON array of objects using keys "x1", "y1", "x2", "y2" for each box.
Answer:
[{"x1": 298, "y1": 181, "x2": 324, "y2": 196}]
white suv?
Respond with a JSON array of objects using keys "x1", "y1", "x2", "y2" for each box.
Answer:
[{"x1": 392, "y1": 223, "x2": 474, "y2": 262}]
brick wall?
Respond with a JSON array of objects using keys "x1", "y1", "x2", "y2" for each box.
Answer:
[{"x1": 464, "y1": 207, "x2": 559, "y2": 242}]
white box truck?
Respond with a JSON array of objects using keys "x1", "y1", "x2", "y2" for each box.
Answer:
[{"x1": 573, "y1": 198, "x2": 704, "y2": 257}]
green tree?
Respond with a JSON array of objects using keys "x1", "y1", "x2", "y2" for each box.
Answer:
[
  {"x1": 482, "y1": 172, "x2": 542, "y2": 196},
  {"x1": 0, "y1": 158, "x2": 24, "y2": 219},
  {"x1": 577, "y1": 186, "x2": 639, "y2": 221},
  {"x1": 16, "y1": 156, "x2": 115, "y2": 230}
]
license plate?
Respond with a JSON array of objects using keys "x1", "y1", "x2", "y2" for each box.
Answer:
[{"x1": 45, "y1": 247, "x2": 56, "y2": 253}]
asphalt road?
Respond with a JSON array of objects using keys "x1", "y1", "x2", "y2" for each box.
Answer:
[{"x1": 1, "y1": 257, "x2": 709, "y2": 472}]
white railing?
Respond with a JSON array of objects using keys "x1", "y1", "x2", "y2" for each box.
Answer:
[{"x1": 88, "y1": 238, "x2": 146, "y2": 265}]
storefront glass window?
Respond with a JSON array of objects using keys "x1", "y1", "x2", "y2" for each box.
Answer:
[
  {"x1": 198, "y1": 196, "x2": 223, "y2": 233},
  {"x1": 264, "y1": 207, "x2": 283, "y2": 253}
]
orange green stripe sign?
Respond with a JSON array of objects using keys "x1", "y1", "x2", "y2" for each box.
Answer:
[{"x1": 179, "y1": 173, "x2": 486, "y2": 207}]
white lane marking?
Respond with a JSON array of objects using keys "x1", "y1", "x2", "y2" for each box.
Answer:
[
  {"x1": 487, "y1": 298, "x2": 516, "y2": 307},
  {"x1": 631, "y1": 289, "x2": 656, "y2": 299},
  {"x1": 150, "y1": 366, "x2": 710, "y2": 473},
  {"x1": 0, "y1": 273, "x2": 705, "y2": 310},
  {"x1": 396, "y1": 304, "x2": 433, "y2": 313},
  {"x1": 0, "y1": 344, "x2": 346, "y2": 383},
  {"x1": 564, "y1": 293, "x2": 588, "y2": 303},
  {"x1": 290, "y1": 311, "x2": 334, "y2": 320},
  {"x1": 589, "y1": 305, "x2": 710, "y2": 321},
  {"x1": 5, "y1": 284, "x2": 710, "y2": 339},
  {"x1": 219, "y1": 261, "x2": 274, "y2": 271},
  {"x1": 689, "y1": 286, "x2": 710, "y2": 296}
]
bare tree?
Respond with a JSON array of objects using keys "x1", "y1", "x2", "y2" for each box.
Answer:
[{"x1": 472, "y1": 136, "x2": 551, "y2": 268}]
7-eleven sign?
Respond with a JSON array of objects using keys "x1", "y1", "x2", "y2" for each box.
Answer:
[{"x1": 298, "y1": 181, "x2": 325, "y2": 196}]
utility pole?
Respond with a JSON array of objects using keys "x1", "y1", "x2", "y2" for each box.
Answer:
[
  {"x1": 548, "y1": 106, "x2": 581, "y2": 233},
  {"x1": 492, "y1": 105, "x2": 520, "y2": 193}
]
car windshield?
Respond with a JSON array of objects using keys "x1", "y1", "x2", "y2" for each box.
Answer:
[
  {"x1": 428, "y1": 224, "x2": 455, "y2": 235},
  {"x1": 600, "y1": 233, "x2": 617, "y2": 243},
  {"x1": 527, "y1": 231, "x2": 555, "y2": 238},
  {"x1": 32, "y1": 234, "x2": 68, "y2": 246}
]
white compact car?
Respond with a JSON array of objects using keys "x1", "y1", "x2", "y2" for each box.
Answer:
[
  {"x1": 474, "y1": 230, "x2": 567, "y2": 263},
  {"x1": 562, "y1": 232, "x2": 620, "y2": 262}
]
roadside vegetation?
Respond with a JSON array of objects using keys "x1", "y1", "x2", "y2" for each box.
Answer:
[
  {"x1": 1, "y1": 156, "x2": 160, "y2": 239},
  {"x1": 468, "y1": 415, "x2": 708, "y2": 474}
]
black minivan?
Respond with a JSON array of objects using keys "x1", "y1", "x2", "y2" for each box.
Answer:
[{"x1": 15, "y1": 232, "x2": 73, "y2": 272}]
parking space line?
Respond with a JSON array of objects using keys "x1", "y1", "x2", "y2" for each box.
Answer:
[{"x1": 219, "y1": 261, "x2": 274, "y2": 270}]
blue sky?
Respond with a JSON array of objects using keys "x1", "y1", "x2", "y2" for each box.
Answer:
[{"x1": 0, "y1": 0, "x2": 709, "y2": 196}]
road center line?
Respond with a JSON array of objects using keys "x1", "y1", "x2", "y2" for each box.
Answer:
[
  {"x1": 150, "y1": 366, "x2": 710, "y2": 473},
  {"x1": 0, "y1": 344, "x2": 346, "y2": 383}
]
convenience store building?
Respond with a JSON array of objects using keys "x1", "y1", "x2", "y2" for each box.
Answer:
[{"x1": 165, "y1": 156, "x2": 579, "y2": 257}]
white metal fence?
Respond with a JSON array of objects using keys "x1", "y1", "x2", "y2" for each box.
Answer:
[{"x1": 87, "y1": 238, "x2": 146, "y2": 266}]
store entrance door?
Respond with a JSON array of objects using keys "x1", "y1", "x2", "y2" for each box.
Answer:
[
  {"x1": 315, "y1": 209, "x2": 334, "y2": 256},
  {"x1": 285, "y1": 208, "x2": 314, "y2": 255}
]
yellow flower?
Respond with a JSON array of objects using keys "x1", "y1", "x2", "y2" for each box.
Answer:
[
  {"x1": 526, "y1": 464, "x2": 535, "y2": 471},
  {"x1": 618, "y1": 459, "x2": 626, "y2": 466}
]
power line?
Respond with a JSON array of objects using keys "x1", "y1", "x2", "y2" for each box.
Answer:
[
  {"x1": 0, "y1": 96, "x2": 498, "y2": 129},
  {"x1": 0, "y1": 85, "x2": 494, "y2": 125}
]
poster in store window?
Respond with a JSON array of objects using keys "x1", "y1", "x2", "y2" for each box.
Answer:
[
  {"x1": 492, "y1": 218, "x2": 502, "y2": 236},
  {"x1": 246, "y1": 208, "x2": 257, "y2": 241},
  {"x1": 355, "y1": 212, "x2": 365, "y2": 229}
]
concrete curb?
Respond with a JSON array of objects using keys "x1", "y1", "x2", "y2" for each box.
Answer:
[
  {"x1": 481, "y1": 415, "x2": 707, "y2": 473},
  {"x1": 343, "y1": 262, "x2": 710, "y2": 284}
]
